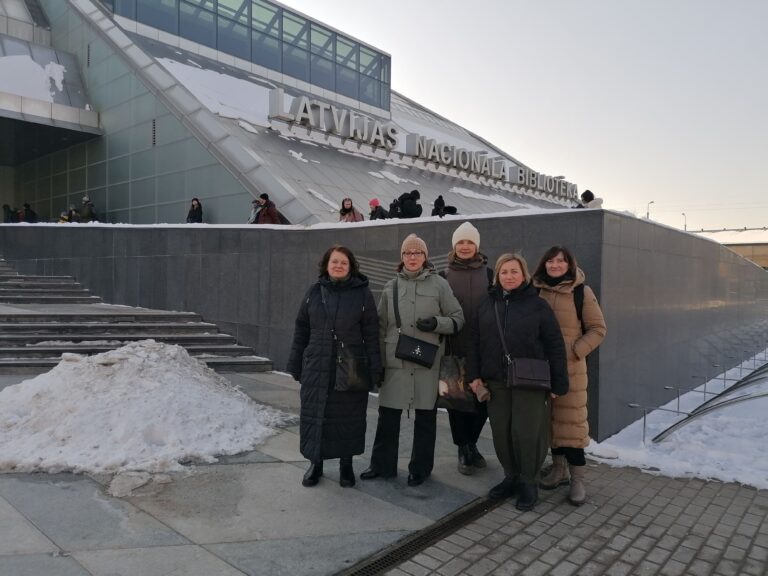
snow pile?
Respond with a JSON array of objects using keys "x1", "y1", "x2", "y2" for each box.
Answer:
[
  {"x1": 0, "y1": 340, "x2": 288, "y2": 474},
  {"x1": 591, "y1": 353, "x2": 768, "y2": 489}
]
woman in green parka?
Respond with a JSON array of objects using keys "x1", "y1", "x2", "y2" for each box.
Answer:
[{"x1": 360, "y1": 234, "x2": 464, "y2": 487}]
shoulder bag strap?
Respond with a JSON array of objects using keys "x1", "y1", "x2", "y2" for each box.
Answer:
[
  {"x1": 320, "y1": 285, "x2": 342, "y2": 344},
  {"x1": 493, "y1": 301, "x2": 512, "y2": 366},
  {"x1": 392, "y1": 278, "x2": 402, "y2": 331}
]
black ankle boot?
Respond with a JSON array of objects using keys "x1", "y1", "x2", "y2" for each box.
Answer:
[
  {"x1": 515, "y1": 481, "x2": 538, "y2": 511},
  {"x1": 489, "y1": 475, "x2": 518, "y2": 499},
  {"x1": 458, "y1": 444, "x2": 474, "y2": 476},
  {"x1": 302, "y1": 461, "x2": 323, "y2": 487},
  {"x1": 468, "y1": 443, "x2": 487, "y2": 468},
  {"x1": 339, "y1": 457, "x2": 355, "y2": 487}
]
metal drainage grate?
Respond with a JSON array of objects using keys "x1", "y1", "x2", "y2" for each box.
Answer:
[{"x1": 335, "y1": 496, "x2": 504, "y2": 576}]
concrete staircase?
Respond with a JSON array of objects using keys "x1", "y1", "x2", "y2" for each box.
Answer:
[{"x1": 0, "y1": 257, "x2": 272, "y2": 374}]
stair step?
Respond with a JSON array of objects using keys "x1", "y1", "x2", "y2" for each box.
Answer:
[
  {"x1": 0, "y1": 281, "x2": 82, "y2": 289},
  {"x1": 0, "y1": 333, "x2": 237, "y2": 346},
  {"x1": 0, "y1": 344, "x2": 256, "y2": 358},
  {"x1": 0, "y1": 312, "x2": 203, "y2": 323},
  {"x1": 0, "y1": 322, "x2": 219, "y2": 334},
  {"x1": 0, "y1": 296, "x2": 103, "y2": 304},
  {"x1": 0, "y1": 290, "x2": 93, "y2": 297},
  {"x1": 0, "y1": 356, "x2": 272, "y2": 374},
  {"x1": 0, "y1": 275, "x2": 73, "y2": 281}
]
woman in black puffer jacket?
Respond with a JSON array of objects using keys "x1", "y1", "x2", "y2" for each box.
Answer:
[
  {"x1": 287, "y1": 245, "x2": 382, "y2": 488},
  {"x1": 466, "y1": 253, "x2": 568, "y2": 511}
]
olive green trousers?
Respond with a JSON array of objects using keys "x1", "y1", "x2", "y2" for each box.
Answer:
[{"x1": 486, "y1": 380, "x2": 550, "y2": 483}]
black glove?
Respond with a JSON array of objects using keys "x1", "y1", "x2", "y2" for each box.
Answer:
[
  {"x1": 372, "y1": 370, "x2": 384, "y2": 387},
  {"x1": 416, "y1": 317, "x2": 438, "y2": 332}
]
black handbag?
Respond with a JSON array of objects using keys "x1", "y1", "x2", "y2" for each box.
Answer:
[
  {"x1": 320, "y1": 286, "x2": 372, "y2": 392},
  {"x1": 493, "y1": 303, "x2": 551, "y2": 392},
  {"x1": 334, "y1": 340, "x2": 371, "y2": 392},
  {"x1": 436, "y1": 354, "x2": 476, "y2": 412},
  {"x1": 392, "y1": 278, "x2": 439, "y2": 368}
]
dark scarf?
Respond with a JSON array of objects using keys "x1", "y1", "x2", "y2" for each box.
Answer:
[
  {"x1": 449, "y1": 252, "x2": 488, "y2": 271},
  {"x1": 540, "y1": 272, "x2": 574, "y2": 287}
]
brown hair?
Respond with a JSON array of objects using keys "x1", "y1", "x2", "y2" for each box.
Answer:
[
  {"x1": 318, "y1": 245, "x2": 360, "y2": 277},
  {"x1": 493, "y1": 253, "x2": 531, "y2": 285},
  {"x1": 533, "y1": 245, "x2": 577, "y2": 280}
]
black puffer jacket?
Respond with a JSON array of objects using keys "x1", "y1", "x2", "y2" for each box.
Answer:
[
  {"x1": 465, "y1": 281, "x2": 569, "y2": 396},
  {"x1": 287, "y1": 274, "x2": 382, "y2": 461}
]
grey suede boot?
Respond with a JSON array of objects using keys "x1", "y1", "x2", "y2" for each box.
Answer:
[
  {"x1": 568, "y1": 464, "x2": 587, "y2": 506},
  {"x1": 540, "y1": 454, "x2": 569, "y2": 490}
]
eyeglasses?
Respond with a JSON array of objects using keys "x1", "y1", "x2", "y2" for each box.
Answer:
[{"x1": 402, "y1": 251, "x2": 425, "y2": 258}]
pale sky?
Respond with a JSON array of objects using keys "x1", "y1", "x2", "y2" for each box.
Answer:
[{"x1": 286, "y1": 0, "x2": 767, "y2": 232}]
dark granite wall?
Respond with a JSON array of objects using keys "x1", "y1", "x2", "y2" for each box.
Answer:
[{"x1": 2, "y1": 210, "x2": 767, "y2": 440}]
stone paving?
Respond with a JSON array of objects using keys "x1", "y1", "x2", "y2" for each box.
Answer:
[
  {"x1": 1, "y1": 365, "x2": 767, "y2": 575},
  {"x1": 383, "y1": 463, "x2": 768, "y2": 576}
]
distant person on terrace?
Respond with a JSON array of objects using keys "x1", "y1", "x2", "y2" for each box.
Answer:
[{"x1": 339, "y1": 198, "x2": 364, "y2": 222}]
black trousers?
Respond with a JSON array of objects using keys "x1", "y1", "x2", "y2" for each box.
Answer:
[
  {"x1": 552, "y1": 446, "x2": 586, "y2": 466},
  {"x1": 447, "y1": 401, "x2": 488, "y2": 446},
  {"x1": 369, "y1": 406, "x2": 437, "y2": 477}
]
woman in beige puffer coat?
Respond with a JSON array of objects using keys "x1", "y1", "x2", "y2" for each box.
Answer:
[{"x1": 532, "y1": 245, "x2": 606, "y2": 506}]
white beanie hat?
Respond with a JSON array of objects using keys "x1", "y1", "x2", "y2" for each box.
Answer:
[{"x1": 452, "y1": 222, "x2": 480, "y2": 250}]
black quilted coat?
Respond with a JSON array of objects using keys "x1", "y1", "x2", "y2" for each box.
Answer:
[
  {"x1": 287, "y1": 274, "x2": 382, "y2": 462},
  {"x1": 465, "y1": 282, "x2": 570, "y2": 396}
]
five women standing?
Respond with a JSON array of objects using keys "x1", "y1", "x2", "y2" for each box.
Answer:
[
  {"x1": 533, "y1": 246, "x2": 607, "y2": 505},
  {"x1": 288, "y1": 245, "x2": 382, "y2": 488},
  {"x1": 288, "y1": 230, "x2": 606, "y2": 509},
  {"x1": 361, "y1": 234, "x2": 464, "y2": 486}
]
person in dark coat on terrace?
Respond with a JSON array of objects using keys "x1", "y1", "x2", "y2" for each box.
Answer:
[
  {"x1": 287, "y1": 245, "x2": 382, "y2": 488},
  {"x1": 80, "y1": 195, "x2": 96, "y2": 222},
  {"x1": 398, "y1": 189, "x2": 423, "y2": 218},
  {"x1": 368, "y1": 198, "x2": 389, "y2": 220},
  {"x1": 339, "y1": 197, "x2": 364, "y2": 222},
  {"x1": 466, "y1": 253, "x2": 568, "y2": 511},
  {"x1": 254, "y1": 193, "x2": 280, "y2": 224},
  {"x1": 186, "y1": 198, "x2": 203, "y2": 223}
]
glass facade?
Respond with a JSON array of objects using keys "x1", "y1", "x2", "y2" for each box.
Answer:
[
  {"x1": 101, "y1": 0, "x2": 391, "y2": 109},
  {"x1": 24, "y1": 0, "x2": 254, "y2": 224}
]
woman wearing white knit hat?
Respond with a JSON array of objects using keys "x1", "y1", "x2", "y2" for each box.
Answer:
[
  {"x1": 361, "y1": 234, "x2": 464, "y2": 486},
  {"x1": 440, "y1": 222, "x2": 493, "y2": 475}
]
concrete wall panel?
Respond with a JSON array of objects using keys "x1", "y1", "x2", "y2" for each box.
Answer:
[{"x1": 2, "y1": 209, "x2": 767, "y2": 441}]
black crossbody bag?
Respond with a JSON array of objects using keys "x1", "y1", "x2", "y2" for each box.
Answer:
[
  {"x1": 493, "y1": 302, "x2": 551, "y2": 391},
  {"x1": 392, "y1": 278, "x2": 439, "y2": 368}
]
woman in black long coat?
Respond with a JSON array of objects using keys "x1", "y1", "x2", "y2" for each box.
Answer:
[{"x1": 287, "y1": 245, "x2": 382, "y2": 488}]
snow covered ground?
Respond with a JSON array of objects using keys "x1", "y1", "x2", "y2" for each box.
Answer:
[
  {"x1": 0, "y1": 340, "x2": 289, "y2": 475},
  {"x1": 590, "y1": 349, "x2": 768, "y2": 490}
]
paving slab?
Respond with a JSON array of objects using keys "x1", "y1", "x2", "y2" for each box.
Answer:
[
  {"x1": 0, "y1": 497, "x2": 58, "y2": 555},
  {"x1": 126, "y1": 462, "x2": 433, "y2": 543},
  {"x1": 73, "y1": 544, "x2": 246, "y2": 576},
  {"x1": 0, "y1": 554, "x2": 91, "y2": 576},
  {"x1": 207, "y1": 531, "x2": 409, "y2": 576},
  {"x1": 0, "y1": 474, "x2": 189, "y2": 551}
]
